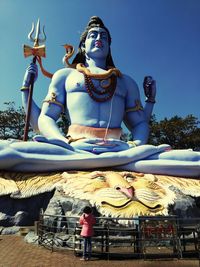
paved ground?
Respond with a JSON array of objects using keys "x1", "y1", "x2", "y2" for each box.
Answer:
[{"x1": 0, "y1": 235, "x2": 199, "y2": 267}]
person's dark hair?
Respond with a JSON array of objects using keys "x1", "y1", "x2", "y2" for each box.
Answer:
[
  {"x1": 83, "y1": 206, "x2": 92, "y2": 214},
  {"x1": 72, "y1": 16, "x2": 115, "y2": 67}
]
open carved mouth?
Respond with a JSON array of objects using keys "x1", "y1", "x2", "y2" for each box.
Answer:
[{"x1": 101, "y1": 199, "x2": 162, "y2": 210}]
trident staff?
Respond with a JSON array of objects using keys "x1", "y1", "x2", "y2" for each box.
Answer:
[{"x1": 22, "y1": 19, "x2": 46, "y2": 141}]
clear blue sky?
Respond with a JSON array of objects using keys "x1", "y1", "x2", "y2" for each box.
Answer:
[{"x1": 0, "y1": 0, "x2": 199, "y2": 121}]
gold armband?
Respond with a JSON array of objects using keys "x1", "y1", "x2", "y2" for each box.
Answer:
[
  {"x1": 125, "y1": 100, "x2": 144, "y2": 113},
  {"x1": 43, "y1": 92, "x2": 65, "y2": 112},
  {"x1": 20, "y1": 86, "x2": 29, "y2": 91}
]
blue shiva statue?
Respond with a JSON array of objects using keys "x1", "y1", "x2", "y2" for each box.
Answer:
[{"x1": 0, "y1": 16, "x2": 199, "y2": 176}]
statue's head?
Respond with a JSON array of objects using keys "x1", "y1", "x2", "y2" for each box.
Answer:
[
  {"x1": 79, "y1": 16, "x2": 112, "y2": 46},
  {"x1": 72, "y1": 16, "x2": 115, "y2": 67}
]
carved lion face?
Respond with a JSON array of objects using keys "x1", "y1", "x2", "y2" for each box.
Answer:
[{"x1": 61, "y1": 171, "x2": 177, "y2": 218}]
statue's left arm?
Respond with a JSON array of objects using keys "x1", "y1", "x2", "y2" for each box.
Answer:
[
  {"x1": 123, "y1": 75, "x2": 149, "y2": 146},
  {"x1": 143, "y1": 76, "x2": 156, "y2": 122}
]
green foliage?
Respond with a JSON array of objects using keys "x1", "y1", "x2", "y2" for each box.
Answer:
[
  {"x1": 149, "y1": 114, "x2": 200, "y2": 150},
  {"x1": 57, "y1": 112, "x2": 70, "y2": 135},
  {"x1": 0, "y1": 102, "x2": 26, "y2": 140}
]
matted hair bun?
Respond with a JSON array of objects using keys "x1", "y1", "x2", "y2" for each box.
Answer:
[{"x1": 87, "y1": 16, "x2": 105, "y2": 28}]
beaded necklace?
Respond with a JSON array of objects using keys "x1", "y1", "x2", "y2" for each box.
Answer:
[{"x1": 76, "y1": 63, "x2": 122, "y2": 102}]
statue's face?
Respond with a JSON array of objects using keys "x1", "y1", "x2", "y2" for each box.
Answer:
[{"x1": 84, "y1": 27, "x2": 109, "y2": 60}]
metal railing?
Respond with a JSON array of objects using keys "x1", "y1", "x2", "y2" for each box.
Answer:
[{"x1": 37, "y1": 212, "x2": 200, "y2": 260}]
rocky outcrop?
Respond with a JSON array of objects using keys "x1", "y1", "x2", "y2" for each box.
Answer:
[{"x1": 0, "y1": 191, "x2": 54, "y2": 226}]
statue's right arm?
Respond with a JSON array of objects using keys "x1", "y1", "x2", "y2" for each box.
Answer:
[
  {"x1": 21, "y1": 63, "x2": 41, "y2": 132},
  {"x1": 38, "y1": 68, "x2": 70, "y2": 144}
]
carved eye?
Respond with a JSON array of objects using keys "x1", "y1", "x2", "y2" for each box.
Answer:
[
  {"x1": 96, "y1": 176, "x2": 106, "y2": 181},
  {"x1": 126, "y1": 177, "x2": 134, "y2": 182},
  {"x1": 123, "y1": 173, "x2": 135, "y2": 182},
  {"x1": 90, "y1": 172, "x2": 105, "y2": 180}
]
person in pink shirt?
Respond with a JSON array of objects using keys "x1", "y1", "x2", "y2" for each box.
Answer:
[{"x1": 79, "y1": 206, "x2": 96, "y2": 260}]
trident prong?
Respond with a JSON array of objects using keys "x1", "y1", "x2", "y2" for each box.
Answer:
[
  {"x1": 22, "y1": 18, "x2": 47, "y2": 142},
  {"x1": 28, "y1": 19, "x2": 46, "y2": 47}
]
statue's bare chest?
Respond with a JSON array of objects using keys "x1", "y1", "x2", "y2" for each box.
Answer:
[
  {"x1": 65, "y1": 70, "x2": 126, "y2": 99},
  {"x1": 65, "y1": 71, "x2": 86, "y2": 93}
]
